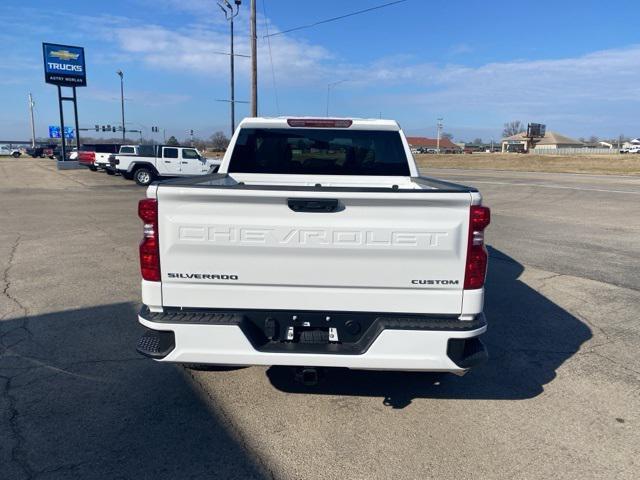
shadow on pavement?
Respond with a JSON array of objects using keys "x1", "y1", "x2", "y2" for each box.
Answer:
[
  {"x1": 267, "y1": 247, "x2": 592, "y2": 408},
  {"x1": 0, "y1": 303, "x2": 263, "y2": 479}
]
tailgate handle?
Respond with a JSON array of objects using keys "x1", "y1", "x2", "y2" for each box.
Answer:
[{"x1": 288, "y1": 198, "x2": 339, "y2": 213}]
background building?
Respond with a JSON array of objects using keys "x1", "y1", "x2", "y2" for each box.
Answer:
[
  {"x1": 501, "y1": 131, "x2": 584, "y2": 152},
  {"x1": 406, "y1": 137, "x2": 462, "y2": 153}
]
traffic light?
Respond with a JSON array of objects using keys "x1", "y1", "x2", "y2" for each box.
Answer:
[
  {"x1": 190, "y1": 129, "x2": 194, "y2": 136},
  {"x1": 95, "y1": 125, "x2": 99, "y2": 132},
  {"x1": 101, "y1": 126, "x2": 106, "y2": 132},
  {"x1": 112, "y1": 126, "x2": 116, "y2": 133}
]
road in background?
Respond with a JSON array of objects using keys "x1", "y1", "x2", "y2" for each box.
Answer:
[
  {"x1": 428, "y1": 168, "x2": 640, "y2": 290},
  {"x1": 1, "y1": 159, "x2": 638, "y2": 479}
]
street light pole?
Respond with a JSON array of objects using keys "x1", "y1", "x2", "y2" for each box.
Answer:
[
  {"x1": 436, "y1": 117, "x2": 443, "y2": 153},
  {"x1": 218, "y1": 1, "x2": 242, "y2": 137},
  {"x1": 326, "y1": 80, "x2": 346, "y2": 117},
  {"x1": 28, "y1": 93, "x2": 36, "y2": 148},
  {"x1": 117, "y1": 70, "x2": 125, "y2": 142}
]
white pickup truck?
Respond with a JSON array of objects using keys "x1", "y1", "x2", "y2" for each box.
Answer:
[
  {"x1": 135, "y1": 117, "x2": 490, "y2": 378},
  {"x1": 109, "y1": 144, "x2": 221, "y2": 185},
  {"x1": 0, "y1": 145, "x2": 21, "y2": 157}
]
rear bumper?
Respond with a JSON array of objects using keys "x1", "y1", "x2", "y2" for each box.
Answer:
[{"x1": 137, "y1": 307, "x2": 487, "y2": 372}]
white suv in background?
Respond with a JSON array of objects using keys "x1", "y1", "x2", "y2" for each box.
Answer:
[{"x1": 109, "y1": 144, "x2": 222, "y2": 185}]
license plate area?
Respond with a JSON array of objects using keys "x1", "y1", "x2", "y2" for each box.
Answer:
[
  {"x1": 256, "y1": 311, "x2": 363, "y2": 345},
  {"x1": 247, "y1": 310, "x2": 372, "y2": 354}
]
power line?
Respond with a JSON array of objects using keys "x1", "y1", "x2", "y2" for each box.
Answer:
[
  {"x1": 264, "y1": 0, "x2": 409, "y2": 38},
  {"x1": 262, "y1": 0, "x2": 280, "y2": 115},
  {"x1": 213, "y1": 50, "x2": 250, "y2": 58}
]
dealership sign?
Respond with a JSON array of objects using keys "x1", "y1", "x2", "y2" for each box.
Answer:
[{"x1": 42, "y1": 43, "x2": 86, "y2": 87}]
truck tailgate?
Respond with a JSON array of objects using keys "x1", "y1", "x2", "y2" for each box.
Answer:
[{"x1": 156, "y1": 186, "x2": 472, "y2": 314}]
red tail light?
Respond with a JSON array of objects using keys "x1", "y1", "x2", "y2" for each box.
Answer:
[
  {"x1": 464, "y1": 205, "x2": 491, "y2": 289},
  {"x1": 138, "y1": 199, "x2": 160, "y2": 281}
]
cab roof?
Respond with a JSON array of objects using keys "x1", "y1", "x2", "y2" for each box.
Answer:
[{"x1": 237, "y1": 116, "x2": 401, "y2": 131}]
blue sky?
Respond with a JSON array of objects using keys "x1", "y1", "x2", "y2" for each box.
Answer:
[{"x1": 2, "y1": 0, "x2": 640, "y2": 142}]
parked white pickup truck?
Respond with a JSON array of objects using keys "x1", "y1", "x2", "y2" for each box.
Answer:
[
  {"x1": 109, "y1": 144, "x2": 221, "y2": 185},
  {"x1": 0, "y1": 145, "x2": 21, "y2": 157},
  {"x1": 135, "y1": 117, "x2": 490, "y2": 378}
]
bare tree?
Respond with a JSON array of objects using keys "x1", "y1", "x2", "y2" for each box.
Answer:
[
  {"x1": 210, "y1": 131, "x2": 230, "y2": 151},
  {"x1": 473, "y1": 137, "x2": 483, "y2": 145},
  {"x1": 441, "y1": 132, "x2": 454, "y2": 141},
  {"x1": 166, "y1": 136, "x2": 179, "y2": 146},
  {"x1": 588, "y1": 135, "x2": 599, "y2": 144},
  {"x1": 191, "y1": 138, "x2": 207, "y2": 151},
  {"x1": 502, "y1": 121, "x2": 524, "y2": 138}
]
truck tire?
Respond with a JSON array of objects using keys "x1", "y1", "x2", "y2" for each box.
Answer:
[
  {"x1": 105, "y1": 168, "x2": 116, "y2": 176},
  {"x1": 12, "y1": 152, "x2": 20, "y2": 158},
  {"x1": 134, "y1": 167, "x2": 155, "y2": 186},
  {"x1": 89, "y1": 165, "x2": 98, "y2": 171}
]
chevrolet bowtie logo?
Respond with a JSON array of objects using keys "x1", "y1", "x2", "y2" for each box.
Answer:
[{"x1": 50, "y1": 49, "x2": 79, "y2": 61}]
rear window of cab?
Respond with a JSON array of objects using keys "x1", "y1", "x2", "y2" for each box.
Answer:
[{"x1": 229, "y1": 128, "x2": 410, "y2": 176}]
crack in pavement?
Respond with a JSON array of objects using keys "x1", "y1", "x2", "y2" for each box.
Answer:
[
  {"x1": 588, "y1": 351, "x2": 640, "y2": 378},
  {"x1": 3, "y1": 374, "x2": 35, "y2": 479},
  {"x1": 0, "y1": 234, "x2": 41, "y2": 479},
  {"x1": 1, "y1": 349, "x2": 146, "y2": 477},
  {"x1": 1, "y1": 235, "x2": 36, "y2": 353},
  {"x1": 2, "y1": 234, "x2": 26, "y2": 316},
  {"x1": 4, "y1": 371, "x2": 89, "y2": 479}
]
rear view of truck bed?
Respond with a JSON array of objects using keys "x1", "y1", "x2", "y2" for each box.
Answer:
[{"x1": 136, "y1": 117, "x2": 490, "y2": 374}]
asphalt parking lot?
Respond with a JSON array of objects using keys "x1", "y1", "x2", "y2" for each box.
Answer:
[{"x1": 1, "y1": 158, "x2": 639, "y2": 479}]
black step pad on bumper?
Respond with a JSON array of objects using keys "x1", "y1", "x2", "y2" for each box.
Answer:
[{"x1": 136, "y1": 329, "x2": 175, "y2": 359}]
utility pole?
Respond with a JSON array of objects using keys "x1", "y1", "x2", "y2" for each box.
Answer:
[
  {"x1": 436, "y1": 118, "x2": 443, "y2": 153},
  {"x1": 218, "y1": 1, "x2": 242, "y2": 136},
  {"x1": 230, "y1": 11, "x2": 235, "y2": 133},
  {"x1": 250, "y1": 0, "x2": 257, "y2": 116},
  {"x1": 117, "y1": 70, "x2": 125, "y2": 142},
  {"x1": 28, "y1": 93, "x2": 36, "y2": 148}
]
